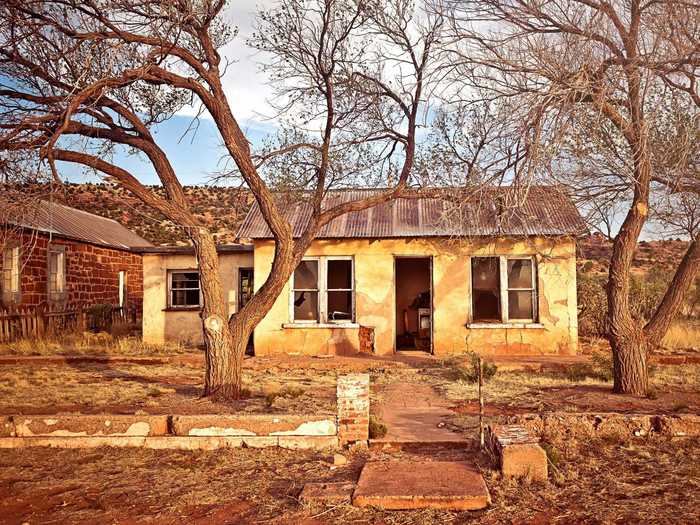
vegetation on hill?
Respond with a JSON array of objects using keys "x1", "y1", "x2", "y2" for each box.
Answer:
[{"x1": 53, "y1": 183, "x2": 252, "y2": 246}]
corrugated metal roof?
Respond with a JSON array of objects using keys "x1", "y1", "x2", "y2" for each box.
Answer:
[
  {"x1": 138, "y1": 244, "x2": 252, "y2": 254},
  {"x1": 237, "y1": 186, "x2": 588, "y2": 239},
  {"x1": 4, "y1": 200, "x2": 153, "y2": 250}
]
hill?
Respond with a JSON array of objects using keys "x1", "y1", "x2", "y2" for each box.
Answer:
[{"x1": 52, "y1": 183, "x2": 252, "y2": 246}]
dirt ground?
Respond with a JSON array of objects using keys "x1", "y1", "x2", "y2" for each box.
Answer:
[{"x1": 0, "y1": 435, "x2": 698, "y2": 524}]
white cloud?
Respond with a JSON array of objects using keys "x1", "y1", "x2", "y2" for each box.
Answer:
[{"x1": 178, "y1": 0, "x2": 278, "y2": 126}]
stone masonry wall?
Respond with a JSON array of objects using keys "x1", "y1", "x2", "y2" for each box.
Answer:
[
  {"x1": 1, "y1": 231, "x2": 143, "y2": 310},
  {"x1": 337, "y1": 373, "x2": 370, "y2": 444}
]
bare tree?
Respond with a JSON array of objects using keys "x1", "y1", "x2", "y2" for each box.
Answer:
[
  {"x1": 439, "y1": 0, "x2": 700, "y2": 394},
  {"x1": 0, "y1": 0, "x2": 445, "y2": 399}
]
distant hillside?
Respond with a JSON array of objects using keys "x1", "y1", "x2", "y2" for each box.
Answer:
[
  {"x1": 53, "y1": 183, "x2": 252, "y2": 246},
  {"x1": 578, "y1": 233, "x2": 689, "y2": 274}
]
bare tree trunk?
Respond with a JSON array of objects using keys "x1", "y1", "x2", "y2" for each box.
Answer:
[
  {"x1": 190, "y1": 229, "x2": 239, "y2": 400},
  {"x1": 610, "y1": 329, "x2": 649, "y2": 395}
]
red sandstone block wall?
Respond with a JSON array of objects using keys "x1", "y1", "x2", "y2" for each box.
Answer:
[{"x1": 0, "y1": 231, "x2": 143, "y2": 310}]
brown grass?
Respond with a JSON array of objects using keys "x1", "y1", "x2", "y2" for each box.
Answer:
[
  {"x1": 0, "y1": 333, "x2": 190, "y2": 356},
  {"x1": 0, "y1": 362, "x2": 337, "y2": 415},
  {"x1": 661, "y1": 320, "x2": 700, "y2": 351}
]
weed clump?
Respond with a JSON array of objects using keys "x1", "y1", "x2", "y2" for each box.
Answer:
[
  {"x1": 449, "y1": 352, "x2": 497, "y2": 383},
  {"x1": 368, "y1": 416, "x2": 388, "y2": 439}
]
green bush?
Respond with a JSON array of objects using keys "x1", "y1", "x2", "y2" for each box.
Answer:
[{"x1": 452, "y1": 352, "x2": 497, "y2": 383}]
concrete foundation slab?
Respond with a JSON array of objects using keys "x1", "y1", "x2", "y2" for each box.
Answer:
[{"x1": 352, "y1": 461, "x2": 490, "y2": 510}]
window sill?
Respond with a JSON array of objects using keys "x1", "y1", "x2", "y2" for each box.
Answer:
[
  {"x1": 163, "y1": 306, "x2": 201, "y2": 312},
  {"x1": 282, "y1": 322, "x2": 360, "y2": 329},
  {"x1": 466, "y1": 322, "x2": 544, "y2": 329}
]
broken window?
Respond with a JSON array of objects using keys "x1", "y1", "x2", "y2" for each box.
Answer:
[
  {"x1": 471, "y1": 257, "x2": 501, "y2": 322},
  {"x1": 292, "y1": 260, "x2": 319, "y2": 321},
  {"x1": 291, "y1": 257, "x2": 354, "y2": 323},
  {"x1": 47, "y1": 245, "x2": 67, "y2": 304},
  {"x1": 168, "y1": 271, "x2": 200, "y2": 308},
  {"x1": 327, "y1": 259, "x2": 353, "y2": 321},
  {"x1": 471, "y1": 256, "x2": 538, "y2": 323}
]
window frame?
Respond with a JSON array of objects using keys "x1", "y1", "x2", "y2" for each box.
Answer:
[
  {"x1": 470, "y1": 255, "x2": 538, "y2": 324},
  {"x1": 289, "y1": 256, "x2": 355, "y2": 325},
  {"x1": 47, "y1": 244, "x2": 68, "y2": 305},
  {"x1": 1, "y1": 244, "x2": 21, "y2": 306},
  {"x1": 167, "y1": 269, "x2": 202, "y2": 309},
  {"x1": 118, "y1": 270, "x2": 127, "y2": 308},
  {"x1": 503, "y1": 256, "x2": 538, "y2": 323}
]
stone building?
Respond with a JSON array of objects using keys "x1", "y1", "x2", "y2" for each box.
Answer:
[
  {"x1": 143, "y1": 187, "x2": 587, "y2": 357},
  {"x1": 0, "y1": 200, "x2": 151, "y2": 311}
]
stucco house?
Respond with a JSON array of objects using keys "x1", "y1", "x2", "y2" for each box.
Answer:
[
  {"x1": 142, "y1": 187, "x2": 587, "y2": 357},
  {"x1": 1, "y1": 200, "x2": 151, "y2": 311}
]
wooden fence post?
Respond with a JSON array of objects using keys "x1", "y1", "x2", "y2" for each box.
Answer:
[{"x1": 37, "y1": 304, "x2": 46, "y2": 339}]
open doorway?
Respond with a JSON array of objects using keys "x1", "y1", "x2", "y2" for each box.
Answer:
[{"x1": 394, "y1": 257, "x2": 432, "y2": 352}]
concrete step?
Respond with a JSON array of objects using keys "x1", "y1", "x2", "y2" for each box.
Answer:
[{"x1": 352, "y1": 460, "x2": 490, "y2": 511}]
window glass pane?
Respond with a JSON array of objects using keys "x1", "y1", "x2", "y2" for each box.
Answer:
[
  {"x1": 293, "y1": 290, "x2": 318, "y2": 321},
  {"x1": 472, "y1": 257, "x2": 500, "y2": 321},
  {"x1": 294, "y1": 260, "x2": 318, "y2": 290},
  {"x1": 327, "y1": 290, "x2": 353, "y2": 321},
  {"x1": 172, "y1": 289, "x2": 200, "y2": 307},
  {"x1": 508, "y1": 290, "x2": 533, "y2": 319},
  {"x1": 327, "y1": 259, "x2": 352, "y2": 289},
  {"x1": 171, "y1": 272, "x2": 199, "y2": 288},
  {"x1": 507, "y1": 259, "x2": 532, "y2": 288}
]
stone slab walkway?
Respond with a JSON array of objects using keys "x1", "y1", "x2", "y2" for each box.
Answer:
[
  {"x1": 374, "y1": 381, "x2": 463, "y2": 443},
  {"x1": 353, "y1": 461, "x2": 490, "y2": 510}
]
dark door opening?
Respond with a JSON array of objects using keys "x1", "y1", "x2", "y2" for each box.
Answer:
[
  {"x1": 238, "y1": 267, "x2": 254, "y2": 355},
  {"x1": 395, "y1": 257, "x2": 432, "y2": 352}
]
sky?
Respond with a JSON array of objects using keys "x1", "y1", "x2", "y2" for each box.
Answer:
[{"x1": 62, "y1": 0, "x2": 278, "y2": 186}]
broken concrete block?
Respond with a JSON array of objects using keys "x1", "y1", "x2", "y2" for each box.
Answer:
[
  {"x1": 487, "y1": 424, "x2": 548, "y2": 482},
  {"x1": 300, "y1": 482, "x2": 355, "y2": 504}
]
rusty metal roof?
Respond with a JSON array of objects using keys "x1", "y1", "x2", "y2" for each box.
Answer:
[
  {"x1": 4, "y1": 200, "x2": 152, "y2": 251},
  {"x1": 237, "y1": 186, "x2": 588, "y2": 239},
  {"x1": 138, "y1": 244, "x2": 252, "y2": 254}
]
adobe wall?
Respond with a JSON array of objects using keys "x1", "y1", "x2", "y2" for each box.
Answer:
[
  {"x1": 0, "y1": 230, "x2": 143, "y2": 310},
  {"x1": 253, "y1": 236, "x2": 578, "y2": 357},
  {"x1": 141, "y1": 251, "x2": 254, "y2": 346}
]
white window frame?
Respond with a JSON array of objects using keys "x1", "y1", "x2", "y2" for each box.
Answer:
[
  {"x1": 470, "y1": 255, "x2": 538, "y2": 324},
  {"x1": 47, "y1": 244, "x2": 67, "y2": 304},
  {"x1": 167, "y1": 269, "x2": 202, "y2": 309},
  {"x1": 289, "y1": 256, "x2": 355, "y2": 324},
  {"x1": 118, "y1": 270, "x2": 127, "y2": 308},
  {"x1": 2, "y1": 245, "x2": 21, "y2": 306}
]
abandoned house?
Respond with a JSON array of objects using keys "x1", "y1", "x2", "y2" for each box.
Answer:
[
  {"x1": 143, "y1": 187, "x2": 588, "y2": 356},
  {"x1": 0, "y1": 200, "x2": 151, "y2": 311}
]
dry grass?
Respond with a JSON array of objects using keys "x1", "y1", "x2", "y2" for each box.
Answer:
[
  {"x1": 0, "y1": 362, "x2": 337, "y2": 415},
  {"x1": 661, "y1": 320, "x2": 700, "y2": 351},
  {"x1": 0, "y1": 436, "x2": 697, "y2": 524},
  {"x1": 0, "y1": 333, "x2": 190, "y2": 357}
]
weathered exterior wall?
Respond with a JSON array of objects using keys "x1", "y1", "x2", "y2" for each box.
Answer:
[
  {"x1": 142, "y1": 251, "x2": 253, "y2": 346},
  {"x1": 0, "y1": 230, "x2": 143, "y2": 310},
  {"x1": 253, "y1": 236, "x2": 578, "y2": 356}
]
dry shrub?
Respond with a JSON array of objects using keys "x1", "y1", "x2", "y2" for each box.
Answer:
[{"x1": 368, "y1": 416, "x2": 388, "y2": 439}]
